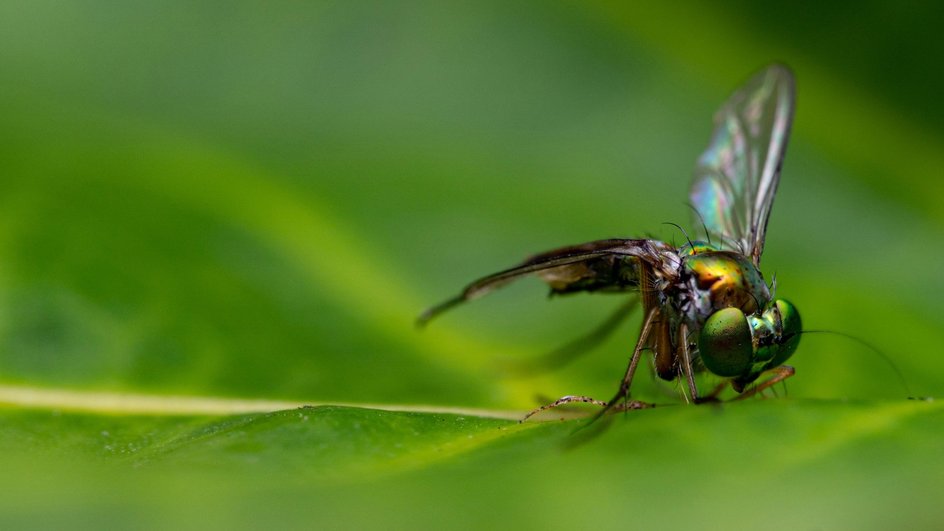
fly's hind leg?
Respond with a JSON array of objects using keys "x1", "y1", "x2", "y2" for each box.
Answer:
[
  {"x1": 589, "y1": 308, "x2": 660, "y2": 421},
  {"x1": 520, "y1": 308, "x2": 659, "y2": 422},
  {"x1": 519, "y1": 395, "x2": 608, "y2": 422},
  {"x1": 519, "y1": 395, "x2": 652, "y2": 423}
]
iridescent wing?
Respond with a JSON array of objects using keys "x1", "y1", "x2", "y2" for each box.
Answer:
[
  {"x1": 417, "y1": 239, "x2": 669, "y2": 326},
  {"x1": 689, "y1": 64, "x2": 795, "y2": 266}
]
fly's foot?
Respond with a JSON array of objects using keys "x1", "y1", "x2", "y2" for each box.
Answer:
[
  {"x1": 520, "y1": 395, "x2": 607, "y2": 423},
  {"x1": 610, "y1": 399, "x2": 653, "y2": 412},
  {"x1": 520, "y1": 395, "x2": 652, "y2": 422}
]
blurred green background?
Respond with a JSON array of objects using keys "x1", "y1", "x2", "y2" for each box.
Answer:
[{"x1": 1, "y1": 1, "x2": 942, "y2": 529}]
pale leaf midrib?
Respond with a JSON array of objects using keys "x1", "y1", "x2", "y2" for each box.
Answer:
[{"x1": 0, "y1": 384, "x2": 524, "y2": 420}]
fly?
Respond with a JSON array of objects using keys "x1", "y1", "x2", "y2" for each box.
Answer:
[{"x1": 419, "y1": 64, "x2": 801, "y2": 419}]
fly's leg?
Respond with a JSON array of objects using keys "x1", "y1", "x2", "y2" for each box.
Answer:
[
  {"x1": 592, "y1": 308, "x2": 659, "y2": 420},
  {"x1": 520, "y1": 308, "x2": 658, "y2": 423},
  {"x1": 732, "y1": 365, "x2": 796, "y2": 401},
  {"x1": 677, "y1": 323, "x2": 701, "y2": 404},
  {"x1": 520, "y1": 394, "x2": 653, "y2": 422},
  {"x1": 519, "y1": 396, "x2": 608, "y2": 422},
  {"x1": 677, "y1": 325, "x2": 729, "y2": 404},
  {"x1": 609, "y1": 399, "x2": 652, "y2": 412}
]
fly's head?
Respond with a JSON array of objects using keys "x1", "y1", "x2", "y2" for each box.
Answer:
[
  {"x1": 697, "y1": 299, "x2": 802, "y2": 390},
  {"x1": 681, "y1": 247, "x2": 800, "y2": 387}
]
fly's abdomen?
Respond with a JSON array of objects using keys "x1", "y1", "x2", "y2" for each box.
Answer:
[{"x1": 538, "y1": 255, "x2": 640, "y2": 295}]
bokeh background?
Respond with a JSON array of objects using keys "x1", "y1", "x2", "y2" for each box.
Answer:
[{"x1": 1, "y1": 1, "x2": 942, "y2": 529}]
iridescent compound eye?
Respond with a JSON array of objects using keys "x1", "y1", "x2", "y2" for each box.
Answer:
[
  {"x1": 699, "y1": 307, "x2": 753, "y2": 377},
  {"x1": 763, "y1": 299, "x2": 802, "y2": 369}
]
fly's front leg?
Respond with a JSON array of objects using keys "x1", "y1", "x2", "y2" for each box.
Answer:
[
  {"x1": 732, "y1": 365, "x2": 796, "y2": 401},
  {"x1": 677, "y1": 323, "x2": 702, "y2": 404}
]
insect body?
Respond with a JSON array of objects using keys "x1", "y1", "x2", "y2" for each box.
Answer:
[{"x1": 419, "y1": 64, "x2": 801, "y2": 416}]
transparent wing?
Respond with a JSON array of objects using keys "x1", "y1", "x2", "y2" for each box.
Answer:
[
  {"x1": 689, "y1": 64, "x2": 795, "y2": 266},
  {"x1": 417, "y1": 239, "x2": 668, "y2": 326}
]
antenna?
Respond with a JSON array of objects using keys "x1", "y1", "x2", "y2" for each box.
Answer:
[
  {"x1": 686, "y1": 203, "x2": 712, "y2": 247},
  {"x1": 800, "y1": 329, "x2": 913, "y2": 397},
  {"x1": 662, "y1": 221, "x2": 695, "y2": 250}
]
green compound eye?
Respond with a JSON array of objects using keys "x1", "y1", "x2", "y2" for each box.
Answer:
[
  {"x1": 766, "y1": 299, "x2": 801, "y2": 368},
  {"x1": 699, "y1": 307, "x2": 753, "y2": 377}
]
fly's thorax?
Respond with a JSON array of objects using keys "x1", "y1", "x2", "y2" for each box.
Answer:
[
  {"x1": 677, "y1": 240, "x2": 717, "y2": 256},
  {"x1": 682, "y1": 251, "x2": 771, "y2": 317}
]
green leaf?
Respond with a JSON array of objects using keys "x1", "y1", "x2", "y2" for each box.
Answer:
[
  {"x1": 1, "y1": 398, "x2": 941, "y2": 529},
  {"x1": 0, "y1": 1, "x2": 942, "y2": 529}
]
